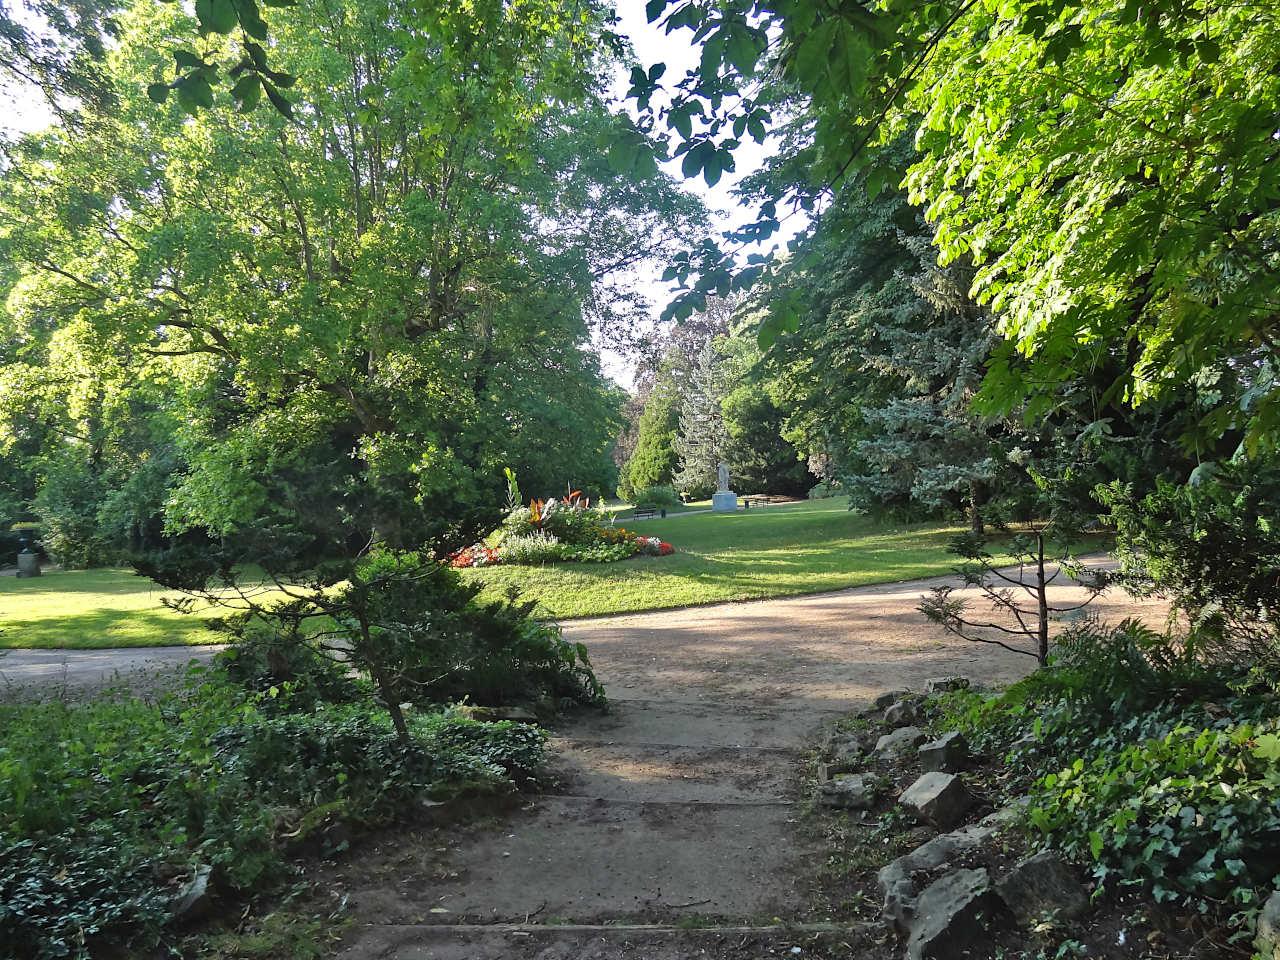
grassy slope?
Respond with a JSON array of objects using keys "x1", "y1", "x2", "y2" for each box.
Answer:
[
  {"x1": 463, "y1": 499, "x2": 984, "y2": 619},
  {"x1": 0, "y1": 568, "x2": 222, "y2": 649}
]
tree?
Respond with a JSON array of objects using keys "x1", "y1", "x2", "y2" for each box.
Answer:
[
  {"x1": 635, "y1": 1, "x2": 1280, "y2": 453},
  {"x1": 618, "y1": 375, "x2": 680, "y2": 500},
  {"x1": 672, "y1": 340, "x2": 727, "y2": 498},
  {"x1": 919, "y1": 451, "x2": 1109, "y2": 668},
  {"x1": 843, "y1": 230, "x2": 1002, "y2": 532},
  {"x1": 0, "y1": 0, "x2": 697, "y2": 566},
  {"x1": 719, "y1": 330, "x2": 811, "y2": 496}
]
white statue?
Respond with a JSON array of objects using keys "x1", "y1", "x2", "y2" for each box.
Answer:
[{"x1": 717, "y1": 461, "x2": 730, "y2": 492}]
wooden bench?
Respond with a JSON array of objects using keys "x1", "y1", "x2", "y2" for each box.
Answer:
[{"x1": 632, "y1": 507, "x2": 657, "y2": 520}]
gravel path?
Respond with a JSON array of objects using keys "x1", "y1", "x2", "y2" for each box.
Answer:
[
  {"x1": 1, "y1": 564, "x2": 1169, "y2": 957},
  {"x1": 326, "y1": 562, "x2": 1167, "y2": 959}
]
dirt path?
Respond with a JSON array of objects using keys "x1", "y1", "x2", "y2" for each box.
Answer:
[{"x1": 329, "y1": 566, "x2": 1170, "y2": 959}]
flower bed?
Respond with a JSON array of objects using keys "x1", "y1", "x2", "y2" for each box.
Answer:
[{"x1": 450, "y1": 489, "x2": 674, "y2": 568}]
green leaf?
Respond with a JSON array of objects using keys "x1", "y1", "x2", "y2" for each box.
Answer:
[
  {"x1": 608, "y1": 141, "x2": 634, "y2": 174},
  {"x1": 866, "y1": 167, "x2": 885, "y2": 200},
  {"x1": 173, "y1": 49, "x2": 206, "y2": 70},
  {"x1": 146, "y1": 82, "x2": 170, "y2": 103},
  {"x1": 645, "y1": 0, "x2": 667, "y2": 23},
  {"x1": 1252, "y1": 734, "x2": 1280, "y2": 762},
  {"x1": 1088, "y1": 830, "x2": 1103, "y2": 859},
  {"x1": 260, "y1": 77, "x2": 293, "y2": 119},
  {"x1": 725, "y1": 27, "x2": 761, "y2": 77},
  {"x1": 231, "y1": 74, "x2": 261, "y2": 112},
  {"x1": 195, "y1": 0, "x2": 238, "y2": 35},
  {"x1": 670, "y1": 104, "x2": 693, "y2": 140}
]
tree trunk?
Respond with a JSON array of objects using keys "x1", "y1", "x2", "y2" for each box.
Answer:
[
  {"x1": 1035, "y1": 532, "x2": 1049, "y2": 667},
  {"x1": 360, "y1": 613, "x2": 410, "y2": 743},
  {"x1": 968, "y1": 478, "x2": 985, "y2": 535}
]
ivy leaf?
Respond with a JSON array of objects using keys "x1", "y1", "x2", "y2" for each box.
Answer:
[{"x1": 1252, "y1": 734, "x2": 1280, "y2": 762}]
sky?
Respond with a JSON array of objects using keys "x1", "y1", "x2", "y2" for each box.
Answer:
[
  {"x1": 602, "y1": 5, "x2": 804, "y2": 389},
  {"x1": 1, "y1": 3, "x2": 804, "y2": 391}
]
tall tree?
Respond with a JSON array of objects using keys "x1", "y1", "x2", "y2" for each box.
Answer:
[
  {"x1": 635, "y1": 1, "x2": 1280, "y2": 454},
  {"x1": 0, "y1": 0, "x2": 699, "y2": 568},
  {"x1": 672, "y1": 340, "x2": 728, "y2": 497}
]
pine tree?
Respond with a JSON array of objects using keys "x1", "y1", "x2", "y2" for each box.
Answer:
[
  {"x1": 845, "y1": 227, "x2": 1005, "y2": 532},
  {"x1": 672, "y1": 340, "x2": 728, "y2": 498}
]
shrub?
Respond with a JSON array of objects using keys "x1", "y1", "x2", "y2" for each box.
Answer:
[
  {"x1": 1100, "y1": 463, "x2": 1280, "y2": 671},
  {"x1": 561, "y1": 542, "x2": 635, "y2": 563},
  {"x1": 929, "y1": 621, "x2": 1280, "y2": 939},
  {"x1": 1028, "y1": 713, "x2": 1280, "y2": 914},
  {"x1": 0, "y1": 676, "x2": 550, "y2": 959},
  {"x1": 498, "y1": 531, "x2": 565, "y2": 564},
  {"x1": 215, "y1": 614, "x2": 362, "y2": 711},
  {"x1": 636, "y1": 484, "x2": 677, "y2": 506}
]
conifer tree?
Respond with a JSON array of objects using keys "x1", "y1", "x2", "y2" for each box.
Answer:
[{"x1": 672, "y1": 340, "x2": 728, "y2": 498}]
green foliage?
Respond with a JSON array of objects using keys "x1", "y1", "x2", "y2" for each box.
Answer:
[
  {"x1": 619, "y1": 379, "x2": 681, "y2": 501},
  {"x1": 672, "y1": 340, "x2": 728, "y2": 499},
  {"x1": 0, "y1": 672, "x2": 547, "y2": 959},
  {"x1": 2, "y1": 0, "x2": 696, "y2": 585},
  {"x1": 639, "y1": 0, "x2": 1280, "y2": 451},
  {"x1": 31, "y1": 458, "x2": 114, "y2": 568},
  {"x1": 1100, "y1": 461, "x2": 1280, "y2": 670},
  {"x1": 1047, "y1": 617, "x2": 1240, "y2": 723},
  {"x1": 215, "y1": 615, "x2": 362, "y2": 711},
  {"x1": 1029, "y1": 716, "x2": 1280, "y2": 914},
  {"x1": 636, "y1": 484, "x2": 678, "y2": 507},
  {"x1": 499, "y1": 531, "x2": 569, "y2": 565},
  {"x1": 934, "y1": 616, "x2": 1280, "y2": 932},
  {"x1": 333, "y1": 552, "x2": 605, "y2": 711}
]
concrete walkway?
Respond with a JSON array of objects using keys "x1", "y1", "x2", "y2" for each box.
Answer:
[{"x1": 0, "y1": 644, "x2": 223, "y2": 700}]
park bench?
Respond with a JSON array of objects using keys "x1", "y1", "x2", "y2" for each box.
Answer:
[{"x1": 632, "y1": 507, "x2": 658, "y2": 520}]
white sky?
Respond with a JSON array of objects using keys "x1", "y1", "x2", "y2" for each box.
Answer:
[
  {"x1": 602, "y1": 5, "x2": 803, "y2": 389},
  {"x1": 1, "y1": 4, "x2": 803, "y2": 392}
]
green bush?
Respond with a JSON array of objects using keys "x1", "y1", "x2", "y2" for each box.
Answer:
[
  {"x1": 216, "y1": 613, "x2": 362, "y2": 711},
  {"x1": 930, "y1": 621, "x2": 1280, "y2": 939},
  {"x1": 498, "y1": 531, "x2": 566, "y2": 563},
  {"x1": 561, "y1": 542, "x2": 634, "y2": 563},
  {"x1": 0, "y1": 675, "x2": 548, "y2": 959},
  {"x1": 636, "y1": 484, "x2": 677, "y2": 506},
  {"x1": 1100, "y1": 463, "x2": 1280, "y2": 671},
  {"x1": 1028, "y1": 711, "x2": 1280, "y2": 913},
  {"x1": 348, "y1": 554, "x2": 604, "y2": 708}
]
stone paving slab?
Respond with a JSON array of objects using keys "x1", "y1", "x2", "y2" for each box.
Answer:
[{"x1": 341, "y1": 796, "x2": 808, "y2": 926}]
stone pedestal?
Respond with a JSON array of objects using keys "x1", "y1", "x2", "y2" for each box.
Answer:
[
  {"x1": 712, "y1": 491, "x2": 738, "y2": 513},
  {"x1": 16, "y1": 552, "x2": 40, "y2": 578}
]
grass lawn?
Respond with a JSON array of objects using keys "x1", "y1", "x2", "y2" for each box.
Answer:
[
  {"x1": 0, "y1": 500, "x2": 1056, "y2": 647},
  {"x1": 463, "y1": 498, "x2": 1002, "y2": 619},
  {"x1": 0, "y1": 568, "x2": 223, "y2": 649},
  {"x1": 608, "y1": 499, "x2": 711, "y2": 521}
]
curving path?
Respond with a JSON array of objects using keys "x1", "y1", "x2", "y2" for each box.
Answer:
[
  {"x1": 1, "y1": 565, "x2": 1170, "y2": 958},
  {"x1": 324, "y1": 564, "x2": 1167, "y2": 959}
]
